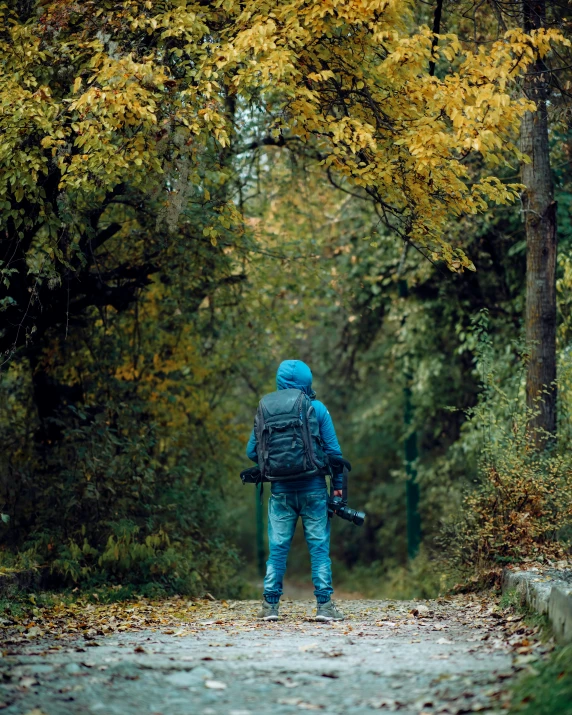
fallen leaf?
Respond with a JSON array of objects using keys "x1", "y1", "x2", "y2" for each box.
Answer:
[
  {"x1": 205, "y1": 680, "x2": 227, "y2": 690},
  {"x1": 298, "y1": 704, "x2": 324, "y2": 711},
  {"x1": 19, "y1": 677, "x2": 38, "y2": 689},
  {"x1": 368, "y1": 697, "x2": 400, "y2": 710},
  {"x1": 274, "y1": 678, "x2": 299, "y2": 688}
]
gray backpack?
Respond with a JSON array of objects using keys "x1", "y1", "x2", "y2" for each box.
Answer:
[{"x1": 254, "y1": 389, "x2": 327, "y2": 481}]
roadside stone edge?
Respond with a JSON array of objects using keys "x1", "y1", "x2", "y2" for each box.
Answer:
[{"x1": 502, "y1": 567, "x2": 572, "y2": 643}]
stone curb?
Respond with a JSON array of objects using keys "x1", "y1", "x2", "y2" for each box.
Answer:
[{"x1": 502, "y1": 567, "x2": 572, "y2": 643}]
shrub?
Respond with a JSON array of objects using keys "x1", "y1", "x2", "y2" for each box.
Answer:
[
  {"x1": 445, "y1": 448, "x2": 572, "y2": 571},
  {"x1": 0, "y1": 379, "x2": 241, "y2": 596},
  {"x1": 441, "y1": 312, "x2": 572, "y2": 574}
]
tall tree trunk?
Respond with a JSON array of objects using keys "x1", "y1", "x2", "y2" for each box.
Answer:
[{"x1": 521, "y1": 0, "x2": 557, "y2": 446}]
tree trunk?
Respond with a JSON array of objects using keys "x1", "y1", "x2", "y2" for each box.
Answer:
[{"x1": 521, "y1": 0, "x2": 557, "y2": 446}]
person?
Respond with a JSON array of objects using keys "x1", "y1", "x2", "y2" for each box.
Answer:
[{"x1": 246, "y1": 359, "x2": 345, "y2": 622}]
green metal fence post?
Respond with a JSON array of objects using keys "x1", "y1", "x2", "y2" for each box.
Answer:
[
  {"x1": 399, "y1": 277, "x2": 421, "y2": 560},
  {"x1": 404, "y1": 381, "x2": 421, "y2": 559},
  {"x1": 256, "y1": 484, "x2": 265, "y2": 577}
]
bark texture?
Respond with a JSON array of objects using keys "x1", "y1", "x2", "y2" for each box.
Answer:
[{"x1": 521, "y1": 0, "x2": 557, "y2": 445}]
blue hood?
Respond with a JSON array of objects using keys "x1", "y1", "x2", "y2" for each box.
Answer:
[{"x1": 276, "y1": 360, "x2": 315, "y2": 398}]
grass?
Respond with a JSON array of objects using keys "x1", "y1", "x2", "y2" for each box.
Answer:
[
  {"x1": 0, "y1": 590, "x2": 59, "y2": 620},
  {"x1": 510, "y1": 644, "x2": 572, "y2": 715},
  {"x1": 499, "y1": 589, "x2": 572, "y2": 715},
  {"x1": 499, "y1": 589, "x2": 553, "y2": 639},
  {"x1": 333, "y1": 549, "x2": 459, "y2": 600}
]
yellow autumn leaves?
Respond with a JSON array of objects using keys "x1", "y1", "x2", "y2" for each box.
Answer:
[
  {"x1": 212, "y1": 0, "x2": 569, "y2": 270},
  {"x1": 0, "y1": 0, "x2": 569, "y2": 271}
]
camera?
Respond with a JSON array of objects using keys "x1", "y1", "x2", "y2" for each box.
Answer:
[
  {"x1": 326, "y1": 457, "x2": 366, "y2": 527},
  {"x1": 327, "y1": 496, "x2": 366, "y2": 526}
]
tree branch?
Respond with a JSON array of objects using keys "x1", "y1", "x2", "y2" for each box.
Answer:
[{"x1": 429, "y1": 0, "x2": 444, "y2": 77}]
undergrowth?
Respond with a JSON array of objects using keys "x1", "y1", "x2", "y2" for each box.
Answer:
[
  {"x1": 441, "y1": 312, "x2": 572, "y2": 577},
  {"x1": 335, "y1": 547, "x2": 455, "y2": 599}
]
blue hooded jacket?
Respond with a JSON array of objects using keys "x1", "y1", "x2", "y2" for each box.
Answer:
[{"x1": 246, "y1": 360, "x2": 343, "y2": 493}]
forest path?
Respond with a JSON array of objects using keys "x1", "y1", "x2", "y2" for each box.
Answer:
[{"x1": 1, "y1": 596, "x2": 542, "y2": 715}]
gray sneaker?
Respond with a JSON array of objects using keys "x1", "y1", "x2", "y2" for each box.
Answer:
[
  {"x1": 257, "y1": 598, "x2": 279, "y2": 621},
  {"x1": 315, "y1": 600, "x2": 344, "y2": 622}
]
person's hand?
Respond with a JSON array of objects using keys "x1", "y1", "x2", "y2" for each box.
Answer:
[{"x1": 333, "y1": 490, "x2": 343, "y2": 497}]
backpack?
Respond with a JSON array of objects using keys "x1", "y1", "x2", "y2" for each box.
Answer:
[{"x1": 254, "y1": 388, "x2": 327, "y2": 481}]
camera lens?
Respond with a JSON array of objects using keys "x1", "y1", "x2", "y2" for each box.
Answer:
[
  {"x1": 328, "y1": 500, "x2": 366, "y2": 526},
  {"x1": 351, "y1": 510, "x2": 365, "y2": 526}
]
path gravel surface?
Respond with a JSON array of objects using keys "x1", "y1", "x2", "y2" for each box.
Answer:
[{"x1": 0, "y1": 597, "x2": 545, "y2": 715}]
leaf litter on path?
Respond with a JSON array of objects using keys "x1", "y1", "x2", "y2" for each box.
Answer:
[{"x1": 0, "y1": 594, "x2": 549, "y2": 715}]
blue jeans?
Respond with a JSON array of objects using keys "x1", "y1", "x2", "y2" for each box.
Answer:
[{"x1": 263, "y1": 488, "x2": 333, "y2": 604}]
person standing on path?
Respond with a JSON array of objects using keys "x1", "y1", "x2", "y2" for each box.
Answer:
[{"x1": 246, "y1": 359, "x2": 345, "y2": 622}]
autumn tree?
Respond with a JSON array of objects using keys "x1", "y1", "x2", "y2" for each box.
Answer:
[
  {"x1": 214, "y1": 1, "x2": 569, "y2": 266},
  {"x1": 0, "y1": 0, "x2": 248, "y2": 589},
  {"x1": 0, "y1": 0, "x2": 234, "y2": 358},
  {"x1": 431, "y1": 0, "x2": 570, "y2": 442},
  {"x1": 212, "y1": 0, "x2": 568, "y2": 459}
]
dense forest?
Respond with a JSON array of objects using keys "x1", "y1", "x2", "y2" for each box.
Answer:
[{"x1": 1, "y1": 0, "x2": 572, "y2": 599}]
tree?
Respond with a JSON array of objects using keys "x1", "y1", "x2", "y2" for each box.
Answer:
[
  {"x1": 0, "y1": 1, "x2": 233, "y2": 360},
  {"x1": 448, "y1": 0, "x2": 571, "y2": 444},
  {"x1": 0, "y1": 0, "x2": 248, "y2": 589},
  {"x1": 521, "y1": 0, "x2": 558, "y2": 444},
  {"x1": 2, "y1": 0, "x2": 571, "y2": 589}
]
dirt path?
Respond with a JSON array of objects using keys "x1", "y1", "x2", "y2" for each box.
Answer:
[{"x1": 0, "y1": 597, "x2": 544, "y2": 715}]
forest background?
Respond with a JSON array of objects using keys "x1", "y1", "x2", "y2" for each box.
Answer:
[{"x1": 1, "y1": 0, "x2": 572, "y2": 601}]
